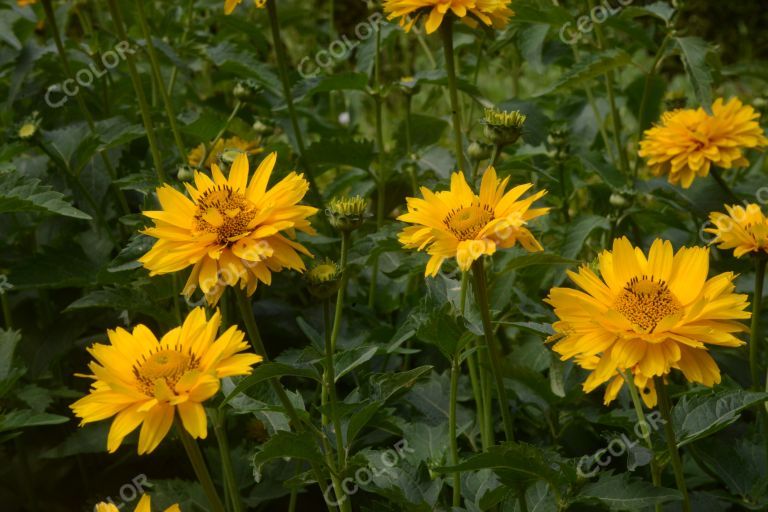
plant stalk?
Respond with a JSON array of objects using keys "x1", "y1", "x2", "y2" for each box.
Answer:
[
  {"x1": 211, "y1": 410, "x2": 243, "y2": 512},
  {"x1": 176, "y1": 421, "x2": 226, "y2": 512},
  {"x1": 449, "y1": 353, "x2": 461, "y2": 507},
  {"x1": 621, "y1": 371, "x2": 661, "y2": 498},
  {"x1": 654, "y1": 377, "x2": 691, "y2": 512},
  {"x1": 439, "y1": 21, "x2": 469, "y2": 175}
]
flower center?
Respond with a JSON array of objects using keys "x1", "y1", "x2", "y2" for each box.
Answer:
[
  {"x1": 614, "y1": 275, "x2": 682, "y2": 333},
  {"x1": 194, "y1": 185, "x2": 257, "y2": 245},
  {"x1": 443, "y1": 202, "x2": 495, "y2": 241},
  {"x1": 133, "y1": 349, "x2": 199, "y2": 396}
]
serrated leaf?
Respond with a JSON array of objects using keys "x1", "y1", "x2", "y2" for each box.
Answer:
[
  {"x1": 0, "y1": 409, "x2": 69, "y2": 434},
  {"x1": 560, "y1": 214, "x2": 610, "y2": 259},
  {"x1": 219, "y1": 362, "x2": 321, "y2": 409},
  {"x1": 370, "y1": 365, "x2": 433, "y2": 402},
  {"x1": 579, "y1": 471, "x2": 681, "y2": 510},
  {"x1": 536, "y1": 49, "x2": 631, "y2": 97},
  {"x1": 675, "y1": 37, "x2": 714, "y2": 112},
  {"x1": 0, "y1": 329, "x2": 21, "y2": 381},
  {"x1": 251, "y1": 431, "x2": 325, "y2": 482},
  {"x1": 672, "y1": 389, "x2": 768, "y2": 447},
  {"x1": 335, "y1": 345, "x2": 378, "y2": 382},
  {"x1": 0, "y1": 173, "x2": 91, "y2": 219}
]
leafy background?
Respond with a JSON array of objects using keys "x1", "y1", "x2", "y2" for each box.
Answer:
[{"x1": 1, "y1": 0, "x2": 767, "y2": 510}]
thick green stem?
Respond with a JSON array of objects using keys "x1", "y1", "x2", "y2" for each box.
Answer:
[
  {"x1": 654, "y1": 377, "x2": 691, "y2": 512},
  {"x1": 322, "y1": 299, "x2": 332, "y2": 426},
  {"x1": 176, "y1": 421, "x2": 226, "y2": 512},
  {"x1": 471, "y1": 259, "x2": 515, "y2": 443},
  {"x1": 168, "y1": 0, "x2": 195, "y2": 95},
  {"x1": 449, "y1": 354, "x2": 461, "y2": 507},
  {"x1": 197, "y1": 101, "x2": 242, "y2": 170},
  {"x1": 330, "y1": 231, "x2": 351, "y2": 353},
  {"x1": 265, "y1": 0, "x2": 322, "y2": 207},
  {"x1": 440, "y1": 21, "x2": 469, "y2": 175},
  {"x1": 460, "y1": 271, "x2": 487, "y2": 450},
  {"x1": 211, "y1": 411, "x2": 243, "y2": 512},
  {"x1": 621, "y1": 371, "x2": 661, "y2": 501},
  {"x1": 105, "y1": 0, "x2": 166, "y2": 182},
  {"x1": 136, "y1": 0, "x2": 187, "y2": 160}
]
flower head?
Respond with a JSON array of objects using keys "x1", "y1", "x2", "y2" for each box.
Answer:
[
  {"x1": 327, "y1": 195, "x2": 369, "y2": 232},
  {"x1": 384, "y1": 0, "x2": 513, "y2": 34},
  {"x1": 95, "y1": 495, "x2": 179, "y2": 512},
  {"x1": 17, "y1": 111, "x2": 41, "y2": 140},
  {"x1": 483, "y1": 107, "x2": 526, "y2": 146},
  {"x1": 546, "y1": 237, "x2": 750, "y2": 407},
  {"x1": 187, "y1": 136, "x2": 262, "y2": 169},
  {"x1": 71, "y1": 308, "x2": 263, "y2": 454},
  {"x1": 398, "y1": 167, "x2": 548, "y2": 276},
  {"x1": 638, "y1": 97, "x2": 768, "y2": 188},
  {"x1": 140, "y1": 153, "x2": 317, "y2": 305},
  {"x1": 305, "y1": 258, "x2": 342, "y2": 299},
  {"x1": 225, "y1": 0, "x2": 265, "y2": 15},
  {"x1": 707, "y1": 203, "x2": 768, "y2": 258}
]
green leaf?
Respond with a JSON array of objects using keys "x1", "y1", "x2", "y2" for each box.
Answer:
[
  {"x1": 0, "y1": 409, "x2": 69, "y2": 434},
  {"x1": 370, "y1": 365, "x2": 433, "y2": 402},
  {"x1": 535, "y1": 49, "x2": 632, "y2": 97},
  {"x1": 335, "y1": 345, "x2": 378, "y2": 382},
  {"x1": 579, "y1": 471, "x2": 682, "y2": 510},
  {"x1": 503, "y1": 252, "x2": 579, "y2": 274},
  {"x1": 305, "y1": 138, "x2": 375, "y2": 169},
  {"x1": 219, "y1": 362, "x2": 321, "y2": 409},
  {"x1": 0, "y1": 329, "x2": 21, "y2": 381},
  {"x1": 620, "y1": 2, "x2": 676, "y2": 24},
  {"x1": 251, "y1": 431, "x2": 325, "y2": 482},
  {"x1": 109, "y1": 235, "x2": 154, "y2": 272},
  {"x1": 0, "y1": 173, "x2": 91, "y2": 219},
  {"x1": 675, "y1": 37, "x2": 714, "y2": 112},
  {"x1": 345, "y1": 400, "x2": 383, "y2": 445},
  {"x1": 672, "y1": 389, "x2": 768, "y2": 447},
  {"x1": 580, "y1": 153, "x2": 629, "y2": 191},
  {"x1": 560, "y1": 214, "x2": 610, "y2": 259}
]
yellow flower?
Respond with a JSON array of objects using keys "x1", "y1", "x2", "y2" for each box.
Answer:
[
  {"x1": 224, "y1": 0, "x2": 266, "y2": 14},
  {"x1": 638, "y1": 97, "x2": 768, "y2": 189},
  {"x1": 95, "y1": 494, "x2": 180, "y2": 512},
  {"x1": 707, "y1": 203, "x2": 768, "y2": 258},
  {"x1": 17, "y1": 0, "x2": 36, "y2": 6},
  {"x1": 398, "y1": 167, "x2": 548, "y2": 276},
  {"x1": 187, "y1": 136, "x2": 263, "y2": 169},
  {"x1": 139, "y1": 152, "x2": 317, "y2": 305},
  {"x1": 384, "y1": 0, "x2": 513, "y2": 34},
  {"x1": 71, "y1": 308, "x2": 263, "y2": 454},
  {"x1": 546, "y1": 237, "x2": 750, "y2": 407}
]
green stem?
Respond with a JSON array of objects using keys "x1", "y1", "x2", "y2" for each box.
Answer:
[
  {"x1": 330, "y1": 231, "x2": 351, "y2": 353},
  {"x1": 176, "y1": 421, "x2": 226, "y2": 512},
  {"x1": 449, "y1": 353, "x2": 461, "y2": 507},
  {"x1": 168, "y1": 0, "x2": 195, "y2": 95},
  {"x1": 711, "y1": 168, "x2": 740, "y2": 204},
  {"x1": 136, "y1": 0, "x2": 187, "y2": 159},
  {"x1": 1, "y1": 292, "x2": 11, "y2": 330},
  {"x1": 654, "y1": 377, "x2": 691, "y2": 512},
  {"x1": 105, "y1": 0, "x2": 166, "y2": 182},
  {"x1": 440, "y1": 20, "x2": 469, "y2": 175},
  {"x1": 369, "y1": 23, "x2": 386, "y2": 310},
  {"x1": 211, "y1": 410, "x2": 243, "y2": 512},
  {"x1": 471, "y1": 259, "x2": 514, "y2": 443},
  {"x1": 322, "y1": 299, "x2": 332, "y2": 426},
  {"x1": 633, "y1": 34, "x2": 671, "y2": 179},
  {"x1": 324, "y1": 302, "x2": 346, "y2": 472},
  {"x1": 40, "y1": 0, "x2": 130, "y2": 213},
  {"x1": 233, "y1": 288, "x2": 338, "y2": 511},
  {"x1": 197, "y1": 101, "x2": 242, "y2": 169},
  {"x1": 621, "y1": 371, "x2": 662, "y2": 499},
  {"x1": 460, "y1": 272, "x2": 488, "y2": 451},
  {"x1": 751, "y1": 256, "x2": 766, "y2": 390},
  {"x1": 265, "y1": 0, "x2": 323, "y2": 207}
]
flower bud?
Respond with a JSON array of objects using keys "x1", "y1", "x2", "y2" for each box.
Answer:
[
  {"x1": 326, "y1": 195, "x2": 369, "y2": 232},
  {"x1": 17, "y1": 111, "x2": 41, "y2": 140},
  {"x1": 483, "y1": 107, "x2": 526, "y2": 147},
  {"x1": 467, "y1": 141, "x2": 492, "y2": 160},
  {"x1": 177, "y1": 164, "x2": 194, "y2": 181},
  {"x1": 305, "y1": 258, "x2": 342, "y2": 299}
]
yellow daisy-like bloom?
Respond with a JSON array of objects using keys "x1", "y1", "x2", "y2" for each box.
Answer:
[
  {"x1": 95, "y1": 494, "x2": 180, "y2": 512},
  {"x1": 638, "y1": 97, "x2": 768, "y2": 189},
  {"x1": 224, "y1": 0, "x2": 265, "y2": 15},
  {"x1": 384, "y1": 0, "x2": 513, "y2": 34},
  {"x1": 546, "y1": 237, "x2": 750, "y2": 407},
  {"x1": 707, "y1": 203, "x2": 768, "y2": 258},
  {"x1": 71, "y1": 308, "x2": 263, "y2": 455},
  {"x1": 139, "y1": 152, "x2": 317, "y2": 305},
  {"x1": 398, "y1": 167, "x2": 548, "y2": 276},
  {"x1": 17, "y1": 0, "x2": 37, "y2": 6},
  {"x1": 187, "y1": 136, "x2": 263, "y2": 169}
]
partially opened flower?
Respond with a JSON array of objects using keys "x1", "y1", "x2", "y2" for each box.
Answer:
[
  {"x1": 187, "y1": 136, "x2": 262, "y2": 169},
  {"x1": 95, "y1": 494, "x2": 180, "y2": 512},
  {"x1": 224, "y1": 0, "x2": 265, "y2": 15},
  {"x1": 140, "y1": 152, "x2": 317, "y2": 305},
  {"x1": 546, "y1": 237, "x2": 750, "y2": 407},
  {"x1": 707, "y1": 203, "x2": 768, "y2": 258},
  {"x1": 638, "y1": 97, "x2": 767, "y2": 188},
  {"x1": 384, "y1": 0, "x2": 513, "y2": 34},
  {"x1": 398, "y1": 167, "x2": 548, "y2": 276},
  {"x1": 71, "y1": 308, "x2": 263, "y2": 455}
]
